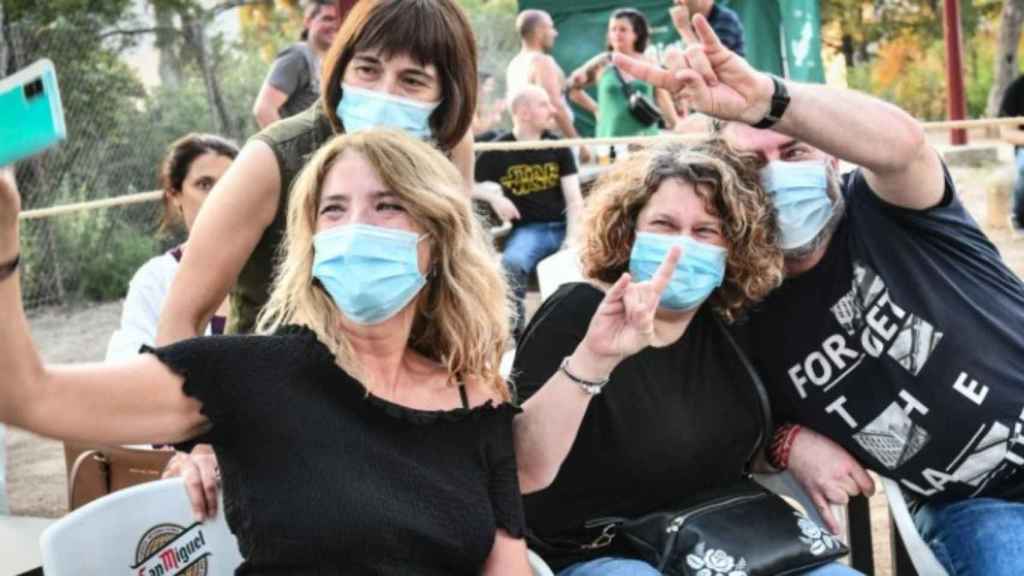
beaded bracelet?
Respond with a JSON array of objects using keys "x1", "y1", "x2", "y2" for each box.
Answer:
[
  {"x1": 768, "y1": 423, "x2": 802, "y2": 470},
  {"x1": 0, "y1": 254, "x2": 19, "y2": 283}
]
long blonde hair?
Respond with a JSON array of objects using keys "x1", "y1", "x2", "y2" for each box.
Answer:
[{"x1": 257, "y1": 130, "x2": 513, "y2": 400}]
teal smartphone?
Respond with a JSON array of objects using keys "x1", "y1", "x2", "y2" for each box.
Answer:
[{"x1": 0, "y1": 59, "x2": 67, "y2": 166}]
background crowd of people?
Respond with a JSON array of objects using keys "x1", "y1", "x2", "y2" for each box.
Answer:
[{"x1": 2, "y1": 0, "x2": 1024, "y2": 575}]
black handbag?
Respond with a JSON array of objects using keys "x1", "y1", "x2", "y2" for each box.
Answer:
[
  {"x1": 611, "y1": 62, "x2": 662, "y2": 127},
  {"x1": 570, "y1": 319, "x2": 849, "y2": 575},
  {"x1": 581, "y1": 477, "x2": 848, "y2": 576}
]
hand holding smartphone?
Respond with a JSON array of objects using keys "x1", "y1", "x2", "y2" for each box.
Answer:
[{"x1": 0, "y1": 58, "x2": 67, "y2": 167}]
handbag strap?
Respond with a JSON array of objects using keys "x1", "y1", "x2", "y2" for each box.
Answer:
[
  {"x1": 609, "y1": 58, "x2": 637, "y2": 101},
  {"x1": 713, "y1": 315, "x2": 774, "y2": 469}
]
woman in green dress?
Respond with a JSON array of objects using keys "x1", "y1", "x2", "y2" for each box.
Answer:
[{"x1": 568, "y1": 8, "x2": 678, "y2": 139}]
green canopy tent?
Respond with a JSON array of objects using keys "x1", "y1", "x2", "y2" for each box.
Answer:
[{"x1": 516, "y1": 0, "x2": 825, "y2": 136}]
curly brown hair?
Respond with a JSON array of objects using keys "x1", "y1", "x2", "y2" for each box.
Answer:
[{"x1": 578, "y1": 138, "x2": 783, "y2": 322}]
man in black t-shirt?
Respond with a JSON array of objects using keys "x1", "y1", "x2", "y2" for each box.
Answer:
[
  {"x1": 621, "y1": 14, "x2": 1024, "y2": 575},
  {"x1": 474, "y1": 85, "x2": 582, "y2": 338},
  {"x1": 1000, "y1": 74, "x2": 1024, "y2": 238}
]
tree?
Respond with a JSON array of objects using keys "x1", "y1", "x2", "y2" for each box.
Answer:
[
  {"x1": 986, "y1": 0, "x2": 1024, "y2": 117},
  {"x1": 0, "y1": 1, "x2": 7, "y2": 77}
]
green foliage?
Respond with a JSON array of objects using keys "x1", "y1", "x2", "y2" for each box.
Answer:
[
  {"x1": 20, "y1": 207, "x2": 159, "y2": 305},
  {"x1": 459, "y1": 0, "x2": 519, "y2": 89},
  {"x1": 60, "y1": 210, "x2": 159, "y2": 302},
  {"x1": 823, "y1": 0, "x2": 1004, "y2": 121},
  {"x1": 6, "y1": 1, "x2": 284, "y2": 307},
  {"x1": 4, "y1": 0, "x2": 132, "y2": 25}
]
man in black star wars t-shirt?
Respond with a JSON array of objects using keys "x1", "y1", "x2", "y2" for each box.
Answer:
[
  {"x1": 475, "y1": 85, "x2": 582, "y2": 338},
  {"x1": 618, "y1": 12, "x2": 1024, "y2": 576}
]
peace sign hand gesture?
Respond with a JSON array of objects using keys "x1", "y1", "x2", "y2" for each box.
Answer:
[
  {"x1": 574, "y1": 246, "x2": 681, "y2": 376},
  {"x1": 614, "y1": 10, "x2": 774, "y2": 126}
]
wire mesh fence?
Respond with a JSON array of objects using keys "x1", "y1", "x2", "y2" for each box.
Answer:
[{"x1": 3, "y1": 12, "x2": 264, "y2": 310}]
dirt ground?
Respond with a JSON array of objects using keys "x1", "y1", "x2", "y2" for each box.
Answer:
[{"x1": 7, "y1": 144, "x2": 1024, "y2": 575}]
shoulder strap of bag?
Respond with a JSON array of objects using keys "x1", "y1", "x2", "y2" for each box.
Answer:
[
  {"x1": 68, "y1": 449, "x2": 110, "y2": 511},
  {"x1": 609, "y1": 59, "x2": 636, "y2": 101},
  {"x1": 714, "y1": 315, "x2": 774, "y2": 467}
]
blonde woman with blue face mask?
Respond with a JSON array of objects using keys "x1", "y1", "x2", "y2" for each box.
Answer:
[
  {"x1": 0, "y1": 131, "x2": 533, "y2": 574},
  {"x1": 511, "y1": 140, "x2": 861, "y2": 576}
]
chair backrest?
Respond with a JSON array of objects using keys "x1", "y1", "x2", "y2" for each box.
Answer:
[
  {"x1": 41, "y1": 477, "x2": 243, "y2": 576},
  {"x1": 536, "y1": 249, "x2": 584, "y2": 302},
  {"x1": 881, "y1": 476, "x2": 949, "y2": 576}
]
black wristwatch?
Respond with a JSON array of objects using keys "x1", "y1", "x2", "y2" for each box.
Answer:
[{"x1": 752, "y1": 75, "x2": 790, "y2": 129}]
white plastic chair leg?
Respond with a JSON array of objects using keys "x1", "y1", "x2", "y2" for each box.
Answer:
[
  {"x1": 881, "y1": 476, "x2": 949, "y2": 576},
  {"x1": 528, "y1": 547, "x2": 555, "y2": 576}
]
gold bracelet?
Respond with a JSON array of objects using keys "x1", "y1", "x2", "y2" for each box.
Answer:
[{"x1": 0, "y1": 254, "x2": 19, "y2": 283}]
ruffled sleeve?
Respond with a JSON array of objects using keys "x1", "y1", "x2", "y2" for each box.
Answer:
[
  {"x1": 484, "y1": 403, "x2": 527, "y2": 538},
  {"x1": 141, "y1": 336, "x2": 241, "y2": 452}
]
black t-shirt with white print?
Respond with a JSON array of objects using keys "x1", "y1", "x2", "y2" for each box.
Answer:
[{"x1": 741, "y1": 166, "x2": 1024, "y2": 503}]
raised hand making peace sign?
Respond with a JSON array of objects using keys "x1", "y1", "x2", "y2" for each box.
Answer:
[{"x1": 615, "y1": 6, "x2": 773, "y2": 126}]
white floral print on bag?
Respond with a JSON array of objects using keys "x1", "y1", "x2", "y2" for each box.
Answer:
[
  {"x1": 796, "y1": 511, "x2": 843, "y2": 556},
  {"x1": 685, "y1": 541, "x2": 749, "y2": 576}
]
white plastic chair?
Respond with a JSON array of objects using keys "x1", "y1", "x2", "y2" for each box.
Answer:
[
  {"x1": 881, "y1": 476, "x2": 949, "y2": 576},
  {"x1": 40, "y1": 477, "x2": 243, "y2": 575},
  {"x1": 528, "y1": 548, "x2": 556, "y2": 576},
  {"x1": 536, "y1": 249, "x2": 583, "y2": 302}
]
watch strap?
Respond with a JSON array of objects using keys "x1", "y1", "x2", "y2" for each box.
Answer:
[{"x1": 751, "y1": 75, "x2": 790, "y2": 130}]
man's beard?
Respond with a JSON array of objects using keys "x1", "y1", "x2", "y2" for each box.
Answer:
[{"x1": 783, "y1": 169, "x2": 846, "y2": 261}]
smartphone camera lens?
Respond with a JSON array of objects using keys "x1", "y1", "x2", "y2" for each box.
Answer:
[{"x1": 24, "y1": 78, "x2": 44, "y2": 100}]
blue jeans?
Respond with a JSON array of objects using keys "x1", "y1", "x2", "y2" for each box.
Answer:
[
  {"x1": 559, "y1": 557, "x2": 861, "y2": 575},
  {"x1": 502, "y1": 221, "x2": 565, "y2": 335},
  {"x1": 1012, "y1": 150, "x2": 1024, "y2": 227},
  {"x1": 914, "y1": 497, "x2": 1024, "y2": 575}
]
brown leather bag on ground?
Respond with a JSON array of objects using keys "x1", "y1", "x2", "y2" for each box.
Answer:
[{"x1": 65, "y1": 443, "x2": 174, "y2": 510}]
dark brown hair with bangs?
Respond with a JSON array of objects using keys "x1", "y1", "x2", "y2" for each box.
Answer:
[{"x1": 320, "y1": 0, "x2": 478, "y2": 152}]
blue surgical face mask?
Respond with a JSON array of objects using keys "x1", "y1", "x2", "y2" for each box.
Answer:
[
  {"x1": 629, "y1": 232, "x2": 727, "y2": 311},
  {"x1": 312, "y1": 223, "x2": 428, "y2": 325},
  {"x1": 337, "y1": 83, "x2": 440, "y2": 141},
  {"x1": 760, "y1": 161, "x2": 834, "y2": 251}
]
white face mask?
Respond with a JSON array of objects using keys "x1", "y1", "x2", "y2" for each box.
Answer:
[{"x1": 337, "y1": 83, "x2": 440, "y2": 141}]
